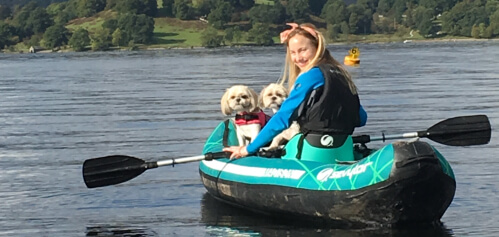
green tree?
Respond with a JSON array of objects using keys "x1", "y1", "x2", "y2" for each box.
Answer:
[
  {"x1": 322, "y1": 0, "x2": 348, "y2": 26},
  {"x1": 326, "y1": 23, "x2": 340, "y2": 40},
  {"x1": 200, "y1": 26, "x2": 223, "y2": 48},
  {"x1": 248, "y1": 5, "x2": 278, "y2": 24},
  {"x1": 173, "y1": 0, "x2": 193, "y2": 20},
  {"x1": 340, "y1": 21, "x2": 349, "y2": 38},
  {"x1": 376, "y1": 0, "x2": 390, "y2": 15},
  {"x1": 207, "y1": 1, "x2": 234, "y2": 29},
  {"x1": 112, "y1": 28, "x2": 123, "y2": 47},
  {"x1": 142, "y1": 0, "x2": 158, "y2": 16},
  {"x1": 0, "y1": 21, "x2": 17, "y2": 49},
  {"x1": 102, "y1": 18, "x2": 118, "y2": 32},
  {"x1": 68, "y1": 27, "x2": 90, "y2": 51},
  {"x1": 105, "y1": 0, "x2": 119, "y2": 9},
  {"x1": 483, "y1": 25, "x2": 493, "y2": 38},
  {"x1": 286, "y1": 0, "x2": 310, "y2": 22},
  {"x1": 77, "y1": 0, "x2": 106, "y2": 17},
  {"x1": 308, "y1": 0, "x2": 327, "y2": 16},
  {"x1": 471, "y1": 24, "x2": 480, "y2": 38},
  {"x1": 91, "y1": 27, "x2": 110, "y2": 51},
  {"x1": 247, "y1": 23, "x2": 274, "y2": 46},
  {"x1": 162, "y1": 0, "x2": 175, "y2": 16},
  {"x1": 43, "y1": 24, "x2": 68, "y2": 49},
  {"x1": 347, "y1": 3, "x2": 372, "y2": 34},
  {"x1": 25, "y1": 7, "x2": 54, "y2": 36},
  {"x1": 440, "y1": 1, "x2": 487, "y2": 37},
  {"x1": 238, "y1": 0, "x2": 255, "y2": 10},
  {"x1": 0, "y1": 5, "x2": 12, "y2": 20},
  {"x1": 413, "y1": 6, "x2": 436, "y2": 37},
  {"x1": 489, "y1": 9, "x2": 499, "y2": 36},
  {"x1": 224, "y1": 26, "x2": 242, "y2": 44},
  {"x1": 116, "y1": 13, "x2": 155, "y2": 44},
  {"x1": 56, "y1": 1, "x2": 77, "y2": 24}
]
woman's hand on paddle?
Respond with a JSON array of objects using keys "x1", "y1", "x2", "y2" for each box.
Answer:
[{"x1": 223, "y1": 146, "x2": 249, "y2": 159}]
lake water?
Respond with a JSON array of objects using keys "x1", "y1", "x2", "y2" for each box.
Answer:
[{"x1": 0, "y1": 41, "x2": 498, "y2": 236}]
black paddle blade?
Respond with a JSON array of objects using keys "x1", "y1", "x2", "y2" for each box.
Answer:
[
  {"x1": 83, "y1": 155, "x2": 150, "y2": 188},
  {"x1": 426, "y1": 115, "x2": 491, "y2": 146}
]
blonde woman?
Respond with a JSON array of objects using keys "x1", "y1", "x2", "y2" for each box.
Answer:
[{"x1": 224, "y1": 23, "x2": 367, "y2": 163}]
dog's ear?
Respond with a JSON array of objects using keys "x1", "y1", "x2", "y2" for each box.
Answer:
[
  {"x1": 221, "y1": 88, "x2": 233, "y2": 115},
  {"x1": 258, "y1": 86, "x2": 266, "y2": 108},
  {"x1": 249, "y1": 88, "x2": 260, "y2": 112}
]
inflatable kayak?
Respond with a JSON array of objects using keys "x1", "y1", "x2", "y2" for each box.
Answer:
[
  {"x1": 198, "y1": 115, "x2": 491, "y2": 226},
  {"x1": 82, "y1": 115, "x2": 490, "y2": 226}
]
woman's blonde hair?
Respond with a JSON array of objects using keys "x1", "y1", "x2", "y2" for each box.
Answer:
[{"x1": 278, "y1": 23, "x2": 357, "y2": 95}]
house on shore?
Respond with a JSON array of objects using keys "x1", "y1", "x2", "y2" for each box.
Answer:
[{"x1": 29, "y1": 46, "x2": 46, "y2": 53}]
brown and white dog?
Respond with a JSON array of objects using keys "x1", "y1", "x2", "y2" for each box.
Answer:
[
  {"x1": 221, "y1": 85, "x2": 268, "y2": 146},
  {"x1": 259, "y1": 83, "x2": 300, "y2": 148}
]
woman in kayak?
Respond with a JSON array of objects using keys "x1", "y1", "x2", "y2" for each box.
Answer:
[{"x1": 224, "y1": 23, "x2": 367, "y2": 163}]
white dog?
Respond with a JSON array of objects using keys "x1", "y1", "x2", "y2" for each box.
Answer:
[
  {"x1": 221, "y1": 85, "x2": 267, "y2": 146},
  {"x1": 259, "y1": 83, "x2": 300, "y2": 148}
]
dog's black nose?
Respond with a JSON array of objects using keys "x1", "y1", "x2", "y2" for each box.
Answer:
[
  {"x1": 272, "y1": 96, "x2": 277, "y2": 100},
  {"x1": 236, "y1": 98, "x2": 241, "y2": 102}
]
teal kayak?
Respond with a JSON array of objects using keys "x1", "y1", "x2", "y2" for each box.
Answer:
[{"x1": 199, "y1": 120, "x2": 456, "y2": 227}]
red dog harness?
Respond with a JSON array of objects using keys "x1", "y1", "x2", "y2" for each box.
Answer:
[{"x1": 235, "y1": 111, "x2": 269, "y2": 127}]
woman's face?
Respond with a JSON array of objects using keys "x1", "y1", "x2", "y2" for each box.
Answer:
[{"x1": 288, "y1": 34, "x2": 317, "y2": 70}]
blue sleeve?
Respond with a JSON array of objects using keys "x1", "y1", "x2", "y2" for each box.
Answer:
[
  {"x1": 246, "y1": 68, "x2": 324, "y2": 154},
  {"x1": 359, "y1": 104, "x2": 367, "y2": 127}
]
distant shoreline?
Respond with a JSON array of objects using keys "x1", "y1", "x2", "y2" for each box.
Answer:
[{"x1": 2, "y1": 37, "x2": 498, "y2": 54}]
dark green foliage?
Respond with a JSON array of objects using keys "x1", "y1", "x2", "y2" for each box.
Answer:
[
  {"x1": 68, "y1": 27, "x2": 90, "y2": 51},
  {"x1": 15, "y1": 7, "x2": 54, "y2": 37},
  {"x1": 116, "y1": 13, "x2": 154, "y2": 44},
  {"x1": 248, "y1": 2, "x2": 284, "y2": 24},
  {"x1": 162, "y1": 0, "x2": 174, "y2": 16},
  {"x1": 76, "y1": 0, "x2": 106, "y2": 17},
  {"x1": 0, "y1": 0, "x2": 68, "y2": 8},
  {"x1": 224, "y1": 25, "x2": 242, "y2": 44},
  {"x1": 0, "y1": 20, "x2": 17, "y2": 48},
  {"x1": 207, "y1": 1, "x2": 233, "y2": 29},
  {"x1": 286, "y1": 0, "x2": 310, "y2": 22},
  {"x1": 173, "y1": 0, "x2": 193, "y2": 20},
  {"x1": 347, "y1": 3, "x2": 372, "y2": 34},
  {"x1": 308, "y1": 0, "x2": 327, "y2": 16},
  {"x1": 247, "y1": 23, "x2": 274, "y2": 46},
  {"x1": 102, "y1": 18, "x2": 117, "y2": 32},
  {"x1": 112, "y1": 0, "x2": 157, "y2": 16},
  {"x1": 322, "y1": 0, "x2": 348, "y2": 26},
  {"x1": 248, "y1": 5, "x2": 272, "y2": 24},
  {"x1": 43, "y1": 24, "x2": 68, "y2": 48},
  {"x1": 440, "y1": 1, "x2": 488, "y2": 37},
  {"x1": 90, "y1": 27, "x2": 110, "y2": 50},
  {"x1": 201, "y1": 26, "x2": 223, "y2": 48},
  {"x1": 238, "y1": 0, "x2": 254, "y2": 10},
  {"x1": 0, "y1": 4, "x2": 11, "y2": 19}
]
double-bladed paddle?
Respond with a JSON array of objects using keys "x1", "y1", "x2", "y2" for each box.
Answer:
[
  {"x1": 83, "y1": 115, "x2": 491, "y2": 189},
  {"x1": 352, "y1": 114, "x2": 491, "y2": 146},
  {"x1": 83, "y1": 152, "x2": 230, "y2": 189}
]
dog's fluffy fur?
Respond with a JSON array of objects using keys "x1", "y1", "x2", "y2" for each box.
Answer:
[
  {"x1": 259, "y1": 83, "x2": 300, "y2": 148},
  {"x1": 221, "y1": 85, "x2": 261, "y2": 146}
]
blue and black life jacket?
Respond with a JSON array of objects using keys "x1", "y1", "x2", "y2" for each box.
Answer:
[
  {"x1": 297, "y1": 63, "x2": 361, "y2": 135},
  {"x1": 290, "y1": 64, "x2": 361, "y2": 160}
]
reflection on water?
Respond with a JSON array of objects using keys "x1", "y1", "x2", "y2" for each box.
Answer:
[
  {"x1": 86, "y1": 225, "x2": 157, "y2": 236},
  {"x1": 200, "y1": 193, "x2": 454, "y2": 237}
]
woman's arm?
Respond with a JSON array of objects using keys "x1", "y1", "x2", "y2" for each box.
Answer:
[{"x1": 246, "y1": 68, "x2": 325, "y2": 154}]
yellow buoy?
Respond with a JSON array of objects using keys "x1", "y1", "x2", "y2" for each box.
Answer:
[{"x1": 344, "y1": 46, "x2": 360, "y2": 66}]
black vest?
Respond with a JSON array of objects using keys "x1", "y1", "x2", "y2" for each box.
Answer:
[{"x1": 297, "y1": 64, "x2": 361, "y2": 135}]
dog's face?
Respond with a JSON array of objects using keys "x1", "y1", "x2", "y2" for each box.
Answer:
[
  {"x1": 259, "y1": 83, "x2": 288, "y2": 110},
  {"x1": 221, "y1": 85, "x2": 259, "y2": 115}
]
